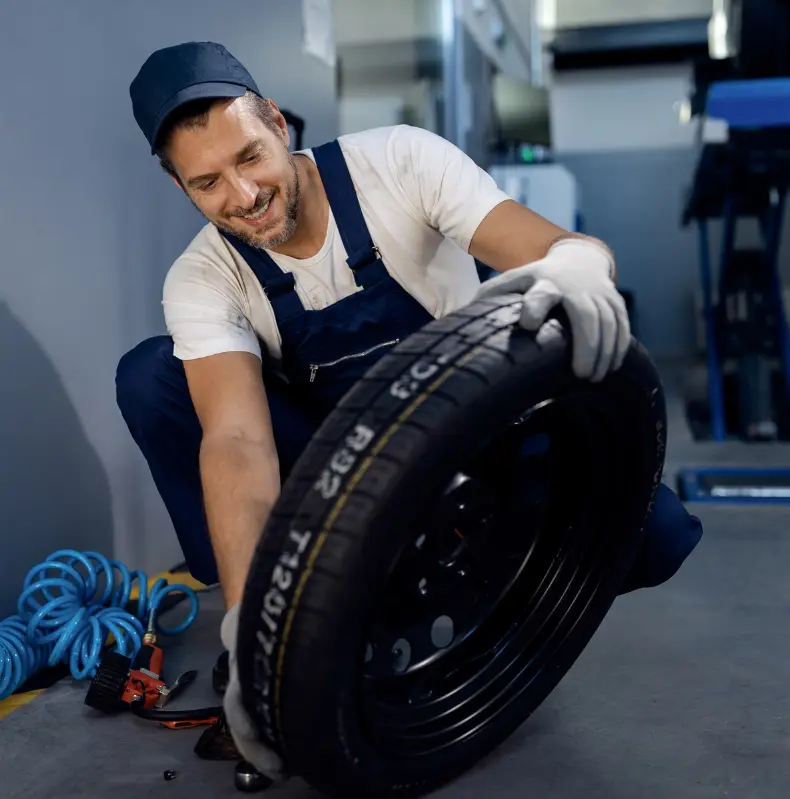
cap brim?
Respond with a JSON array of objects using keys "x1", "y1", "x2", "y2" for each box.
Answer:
[{"x1": 150, "y1": 82, "x2": 249, "y2": 153}]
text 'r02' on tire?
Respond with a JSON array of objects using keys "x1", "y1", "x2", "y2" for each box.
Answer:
[{"x1": 237, "y1": 296, "x2": 667, "y2": 798}]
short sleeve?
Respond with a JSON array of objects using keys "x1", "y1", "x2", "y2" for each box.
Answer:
[
  {"x1": 162, "y1": 255, "x2": 262, "y2": 362},
  {"x1": 386, "y1": 125, "x2": 511, "y2": 252}
]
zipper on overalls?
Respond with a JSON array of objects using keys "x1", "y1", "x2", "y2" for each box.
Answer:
[{"x1": 309, "y1": 338, "x2": 400, "y2": 383}]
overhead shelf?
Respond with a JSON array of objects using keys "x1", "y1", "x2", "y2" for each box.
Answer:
[{"x1": 549, "y1": 17, "x2": 711, "y2": 71}]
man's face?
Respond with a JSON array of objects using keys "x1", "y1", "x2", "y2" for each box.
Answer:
[{"x1": 166, "y1": 98, "x2": 300, "y2": 249}]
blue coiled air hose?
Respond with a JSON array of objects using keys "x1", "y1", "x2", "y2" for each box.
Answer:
[{"x1": 0, "y1": 549, "x2": 200, "y2": 700}]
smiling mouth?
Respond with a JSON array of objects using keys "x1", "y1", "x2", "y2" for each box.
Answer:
[
  {"x1": 240, "y1": 196, "x2": 271, "y2": 220},
  {"x1": 231, "y1": 193, "x2": 277, "y2": 230}
]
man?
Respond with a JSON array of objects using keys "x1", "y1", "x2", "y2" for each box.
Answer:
[{"x1": 120, "y1": 42, "x2": 702, "y2": 779}]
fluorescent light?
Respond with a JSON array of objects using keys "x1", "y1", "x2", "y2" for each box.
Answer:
[
  {"x1": 709, "y1": 0, "x2": 730, "y2": 60},
  {"x1": 536, "y1": 0, "x2": 556, "y2": 32}
]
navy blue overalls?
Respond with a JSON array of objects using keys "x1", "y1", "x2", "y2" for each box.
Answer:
[{"x1": 116, "y1": 140, "x2": 702, "y2": 591}]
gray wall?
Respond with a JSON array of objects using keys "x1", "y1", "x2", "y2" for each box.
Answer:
[
  {"x1": 548, "y1": 65, "x2": 702, "y2": 359},
  {"x1": 555, "y1": 148, "x2": 790, "y2": 361},
  {"x1": 557, "y1": 147, "x2": 701, "y2": 359},
  {"x1": 0, "y1": 0, "x2": 337, "y2": 618}
]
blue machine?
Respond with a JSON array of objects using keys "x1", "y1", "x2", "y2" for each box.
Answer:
[
  {"x1": 678, "y1": 76, "x2": 790, "y2": 502},
  {"x1": 656, "y1": 0, "x2": 790, "y2": 502},
  {"x1": 682, "y1": 78, "x2": 790, "y2": 444}
]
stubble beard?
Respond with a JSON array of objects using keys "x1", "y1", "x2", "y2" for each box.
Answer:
[{"x1": 206, "y1": 152, "x2": 302, "y2": 251}]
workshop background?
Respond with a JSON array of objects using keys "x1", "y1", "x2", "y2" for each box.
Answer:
[
  {"x1": 1, "y1": 0, "x2": 784, "y2": 616},
  {"x1": 3, "y1": 1, "x2": 790, "y2": 795}
]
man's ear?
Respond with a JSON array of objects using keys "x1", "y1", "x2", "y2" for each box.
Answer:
[{"x1": 266, "y1": 99, "x2": 292, "y2": 149}]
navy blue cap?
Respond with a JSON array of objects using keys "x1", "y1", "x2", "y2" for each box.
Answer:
[{"x1": 130, "y1": 41, "x2": 262, "y2": 154}]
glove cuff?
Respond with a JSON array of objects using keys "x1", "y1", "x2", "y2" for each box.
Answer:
[
  {"x1": 547, "y1": 236, "x2": 615, "y2": 281},
  {"x1": 221, "y1": 602, "x2": 241, "y2": 652}
]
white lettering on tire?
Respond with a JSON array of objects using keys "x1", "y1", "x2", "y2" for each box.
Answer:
[
  {"x1": 330, "y1": 448, "x2": 356, "y2": 474},
  {"x1": 257, "y1": 629, "x2": 276, "y2": 658},
  {"x1": 259, "y1": 425, "x2": 378, "y2": 740},
  {"x1": 315, "y1": 471, "x2": 342, "y2": 500},
  {"x1": 263, "y1": 588, "x2": 287, "y2": 617},
  {"x1": 347, "y1": 425, "x2": 374, "y2": 452},
  {"x1": 272, "y1": 565, "x2": 292, "y2": 592},
  {"x1": 255, "y1": 527, "x2": 315, "y2": 742},
  {"x1": 314, "y1": 425, "x2": 376, "y2": 499},
  {"x1": 390, "y1": 353, "x2": 451, "y2": 401},
  {"x1": 256, "y1": 421, "x2": 380, "y2": 738},
  {"x1": 288, "y1": 528, "x2": 313, "y2": 554}
]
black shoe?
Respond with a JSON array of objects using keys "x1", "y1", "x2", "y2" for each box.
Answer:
[{"x1": 213, "y1": 650, "x2": 230, "y2": 695}]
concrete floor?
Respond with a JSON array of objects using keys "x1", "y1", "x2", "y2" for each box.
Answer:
[{"x1": 2, "y1": 366, "x2": 789, "y2": 799}]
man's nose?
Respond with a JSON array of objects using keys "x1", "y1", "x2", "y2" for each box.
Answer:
[{"x1": 229, "y1": 176, "x2": 258, "y2": 209}]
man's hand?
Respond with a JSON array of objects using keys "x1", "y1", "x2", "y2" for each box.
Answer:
[
  {"x1": 473, "y1": 237, "x2": 631, "y2": 382},
  {"x1": 221, "y1": 604, "x2": 287, "y2": 782}
]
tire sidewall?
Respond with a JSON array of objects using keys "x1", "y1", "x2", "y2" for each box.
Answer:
[{"x1": 238, "y1": 302, "x2": 666, "y2": 795}]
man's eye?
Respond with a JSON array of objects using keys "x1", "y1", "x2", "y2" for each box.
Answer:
[
  {"x1": 200, "y1": 180, "x2": 217, "y2": 192},
  {"x1": 243, "y1": 153, "x2": 261, "y2": 164}
]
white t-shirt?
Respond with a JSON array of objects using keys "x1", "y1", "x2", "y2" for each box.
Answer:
[{"x1": 162, "y1": 124, "x2": 512, "y2": 362}]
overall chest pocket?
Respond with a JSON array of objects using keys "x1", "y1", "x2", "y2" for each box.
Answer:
[{"x1": 308, "y1": 338, "x2": 400, "y2": 383}]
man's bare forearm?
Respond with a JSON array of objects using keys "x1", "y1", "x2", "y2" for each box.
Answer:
[
  {"x1": 199, "y1": 434, "x2": 281, "y2": 609},
  {"x1": 470, "y1": 199, "x2": 617, "y2": 281}
]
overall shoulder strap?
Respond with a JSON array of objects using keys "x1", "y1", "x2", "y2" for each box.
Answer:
[
  {"x1": 311, "y1": 139, "x2": 389, "y2": 289},
  {"x1": 222, "y1": 233, "x2": 305, "y2": 323}
]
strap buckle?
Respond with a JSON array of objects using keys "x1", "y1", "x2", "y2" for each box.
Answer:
[
  {"x1": 347, "y1": 245, "x2": 380, "y2": 271},
  {"x1": 263, "y1": 272, "x2": 296, "y2": 298}
]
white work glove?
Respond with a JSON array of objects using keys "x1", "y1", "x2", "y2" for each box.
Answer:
[
  {"x1": 221, "y1": 603, "x2": 286, "y2": 782},
  {"x1": 473, "y1": 238, "x2": 631, "y2": 382}
]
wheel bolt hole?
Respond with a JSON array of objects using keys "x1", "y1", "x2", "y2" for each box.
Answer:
[
  {"x1": 431, "y1": 615, "x2": 455, "y2": 649},
  {"x1": 391, "y1": 638, "x2": 411, "y2": 673}
]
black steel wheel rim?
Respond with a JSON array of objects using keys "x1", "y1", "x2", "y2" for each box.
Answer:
[{"x1": 357, "y1": 391, "x2": 629, "y2": 757}]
